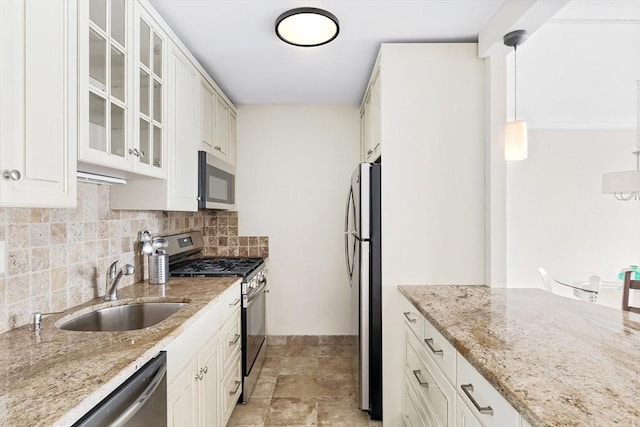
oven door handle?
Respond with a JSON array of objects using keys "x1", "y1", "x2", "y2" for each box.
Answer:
[{"x1": 247, "y1": 281, "x2": 267, "y2": 304}]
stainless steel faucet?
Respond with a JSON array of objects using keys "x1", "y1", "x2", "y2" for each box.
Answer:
[{"x1": 104, "y1": 261, "x2": 135, "y2": 301}]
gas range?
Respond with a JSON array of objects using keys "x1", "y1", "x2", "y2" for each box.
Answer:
[
  {"x1": 162, "y1": 230, "x2": 268, "y2": 405},
  {"x1": 170, "y1": 257, "x2": 264, "y2": 279},
  {"x1": 164, "y1": 231, "x2": 265, "y2": 295}
]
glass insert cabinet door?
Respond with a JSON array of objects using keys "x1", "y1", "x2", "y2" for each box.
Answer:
[
  {"x1": 87, "y1": 0, "x2": 130, "y2": 162},
  {"x1": 136, "y1": 12, "x2": 164, "y2": 172}
]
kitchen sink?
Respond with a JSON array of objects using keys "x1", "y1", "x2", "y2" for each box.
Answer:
[{"x1": 58, "y1": 302, "x2": 187, "y2": 332}]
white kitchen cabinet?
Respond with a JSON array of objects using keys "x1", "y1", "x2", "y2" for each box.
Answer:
[
  {"x1": 455, "y1": 395, "x2": 483, "y2": 427},
  {"x1": 228, "y1": 109, "x2": 237, "y2": 167},
  {"x1": 78, "y1": 0, "x2": 167, "y2": 179},
  {"x1": 168, "y1": 356, "x2": 198, "y2": 427},
  {"x1": 132, "y1": 3, "x2": 166, "y2": 178},
  {"x1": 213, "y1": 94, "x2": 230, "y2": 162},
  {"x1": 361, "y1": 66, "x2": 381, "y2": 162},
  {"x1": 0, "y1": 0, "x2": 77, "y2": 208},
  {"x1": 456, "y1": 354, "x2": 519, "y2": 427},
  {"x1": 78, "y1": 0, "x2": 133, "y2": 173},
  {"x1": 200, "y1": 80, "x2": 215, "y2": 153},
  {"x1": 402, "y1": 294, "x2": 531, "y2": 427},
  {"x1": 166, "y1": 281, "x2": 242, "y2": 427},
  {"x1": 110, "y1": 41, "x2": 199, "y2": 211}
]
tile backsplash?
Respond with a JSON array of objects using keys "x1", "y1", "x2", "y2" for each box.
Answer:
[{"x1": 0, "y1": 183, "x2": 268, "y2": 333}]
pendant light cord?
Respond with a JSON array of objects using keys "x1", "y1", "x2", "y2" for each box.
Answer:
[{"x1": 514, "y1": 45, "x2": 518, "y2": 121}]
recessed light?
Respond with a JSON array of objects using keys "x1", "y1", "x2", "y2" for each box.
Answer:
[{"x1": 275, "y1": 7, "x2": 339, "y2": 47}]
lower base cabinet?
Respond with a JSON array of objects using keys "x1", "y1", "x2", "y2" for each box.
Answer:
[
  {"x1": 167, "y1": 282, "x2": 241, "y2": 427},
  {"x1": 401, "y1": 294, "x2": 532, "y2": 427}
]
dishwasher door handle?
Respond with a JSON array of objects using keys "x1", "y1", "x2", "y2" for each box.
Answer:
[{"x1": 110, "y1": 363, "x2": 167, "y2": 427}]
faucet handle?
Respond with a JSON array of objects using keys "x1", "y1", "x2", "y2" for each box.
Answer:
[
  {"x1": 108, "y1": 260, "x2": 119, "y2": 279},
  {"x1": 123, "y1": 264, "x2": 135, "y2": 276}
]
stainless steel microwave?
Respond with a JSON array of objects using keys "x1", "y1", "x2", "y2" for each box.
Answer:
[{"x1": 198, "y1": 151, "x2": 235, "y2": 210}]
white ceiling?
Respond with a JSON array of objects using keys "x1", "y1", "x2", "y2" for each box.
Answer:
[{"x1": 148, "y1": 0, "x2": 505, "y2": 104}]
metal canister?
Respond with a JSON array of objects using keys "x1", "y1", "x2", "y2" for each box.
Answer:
[{"x1": 148, "y1": 253, "x2": 169, "y2": 285}]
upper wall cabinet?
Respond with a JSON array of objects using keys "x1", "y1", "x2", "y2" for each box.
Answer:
[
  {"x1": 0, "y1": 0, "x2": 77, "y2": 207},
  {"x1": 134, "y1": 4, "x2": 166, "y2": 178},
  {"x1": 78, "y1": 0, "x2": 166, "y2": 179},
  {"x1": 361, "y1": 66, "x2": 381, "y2": 162},
  {"x1": 200, "y1": 78, "x2": 237, "y2": 166},
  {"x1": 110, "y1": 40, "x2": 199, "y2": 212}
]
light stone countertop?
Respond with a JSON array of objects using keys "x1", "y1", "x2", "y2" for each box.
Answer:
[
  {"x1": 398, "y1": 285, "x2": 640, "y2": 427},
  {"x1": 0, "y1": 276, "x2": 241, "y2": 427}
]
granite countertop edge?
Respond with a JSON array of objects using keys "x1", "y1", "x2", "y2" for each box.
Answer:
[
  {"x1": 0, "y1": 276, "x2": 241, "y2": 427},
  {"x1": 397, "y1": 284, "x2": 640, "y2": 427}
]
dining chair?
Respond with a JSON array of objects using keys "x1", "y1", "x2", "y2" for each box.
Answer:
[
  {"x1": 622, "y1": 271, "x2": 640, "y2": 314},
  {"x1": 537, "y1": 267, "x2": 553, "y2": 292}
]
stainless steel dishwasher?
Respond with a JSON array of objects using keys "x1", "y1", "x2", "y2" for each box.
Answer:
[{"x1": 73, "y1": 352, "x2": 167, "y2": 427}]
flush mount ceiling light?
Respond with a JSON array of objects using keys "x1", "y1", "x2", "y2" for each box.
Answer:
[
  {"x1": 275, "y1": 7, "x2": 339, "y2": 47},
  {"x1": 602, "y1": 80, "x2": 640, "y2": 201},
  {"x1": 503, "y1": 30, "x2": 529, "y2": 161}
]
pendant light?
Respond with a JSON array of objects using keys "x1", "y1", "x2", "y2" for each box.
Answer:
[
  {"x1": 503, "y1": 30, "x2": 529, "y2": 161},
  {"x1": 275, "y1": 8, "x2": 339, "y2": 47},
  {"x1": 602, "y1": 80, "x2": 640, "y2": 201}
]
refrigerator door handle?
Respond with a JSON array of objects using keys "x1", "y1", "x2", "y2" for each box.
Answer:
[{"x1": 344, "y1": 186, "x2": 354, "y2": 288}]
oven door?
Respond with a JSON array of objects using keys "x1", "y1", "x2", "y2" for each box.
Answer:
[
  {"x1": 243, "y1": 282, "x2": 266, "y2": 375},
  {"x1": 198, "y1": 151, "x2": 236, "y2": 210}
]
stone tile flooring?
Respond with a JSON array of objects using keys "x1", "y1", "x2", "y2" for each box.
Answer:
[{"x1": 228, "y1": 339, "x2": 383, "y2": 427}]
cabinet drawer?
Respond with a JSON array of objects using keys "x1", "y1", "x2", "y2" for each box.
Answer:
[
  {"x1": 221, "y1": 352, "x2": 242, "y2": 425},
  {"x1": 218, "y1": 281, "x2": 242, "y2": 324},
  {"x1": 401, "y1": 296, "x2": 424, "y2": 339},
  {"x1": 455, "y1": 394, "x2": 483, "y2": 427},
  {"x1": 423, "y1": 319, "x2": 456, "y2": 383},
  {"x1": 403, "y1": 371, "x2": 434, "y2": 427},
  {"x1": 405, "y1": 330, "x2": 453, "y2": 427},
  {"x1": 456, "y1": 354, "x2": 519, "y2": 427},
  {"x1": 221, "y1": 311, "x2": 241, "y2": 369}
]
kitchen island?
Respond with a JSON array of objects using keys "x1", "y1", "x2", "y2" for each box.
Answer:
[
  {"x1": 0, "y1": 276, "x2": 240, "y2": 427},
  {"x1": 399, "y1": 285, "x2": 640, "y2": 426}
]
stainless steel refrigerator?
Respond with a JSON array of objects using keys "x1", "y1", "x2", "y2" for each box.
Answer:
[{"x1": 344, "y1": 162, "x2": 382, "y2": 421}]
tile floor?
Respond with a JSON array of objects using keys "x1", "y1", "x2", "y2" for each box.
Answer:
[{"x1": 228, "y1": 337, "x2": 383, "y2": 427}]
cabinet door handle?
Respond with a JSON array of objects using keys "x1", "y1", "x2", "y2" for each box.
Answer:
[
  {"x1": 3, "y1": 170, "x2": 21, "y2": 181},
  {"x1": 373, "y1": 143, "x2": 381, "y2": 150},
  {"x1": 129, "y1": 148, "x2": 140, "y2": 157},
  {"x1": 214, "y1": 145, "x2": 221, "y2": 151},
  {"x1": 403, "y1": 312, "x2": 417, "y2": 323},
  {"x1": 461, "y1": 384, "x2": 494, "y2": 415},
  {"x1": 203, "y1": 366, "x2": 208, "y2": 374},
  {"x1": 195, "y1": 371, "x2": 204, "y2": 381},
  {"x1": 424, "y1": 338, "x2": 444, "y2": 356},
  {"x1": 230, "y1": 298, "x2": 241, "y2": 306},
  {"x1": 412, "y1": 369, "x2": 429, "y2": 388},
  {"x1": 229, "y1": 380, "x2": 241, "y2": 395},
  {"x1": 366, "y1": 149, "x2": 373, "y2": 156},
  {"x1": 229, "y1": 334, "x2": 241, "y2": 345}
]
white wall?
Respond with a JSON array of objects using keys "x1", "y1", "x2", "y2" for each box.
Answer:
[
  {"x1": 517, "y1": 20, "x2": 640, "y2": 128},
  {"x1": 507, "y1": 129, "x2": 640, "y2": 288},
  {"x1": 502, "y1": 14, "x2": 640, "y2": 289},
  {"x1": 236, "y1": 105, "x2": 359, "y2": 335},
  {"x1": 379, "y1": 43, "x2": 485, "y2": 426}
]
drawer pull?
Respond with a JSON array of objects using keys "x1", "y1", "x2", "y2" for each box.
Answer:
[
  {"x1": 412, "y1": 369, "x2": 429, "y2": 388},
  {"x1": 229, "y1": 334, "x2": 241, "y2": 345},
  {"x1": 424, "y1": 338, "x2": 444, "y2": 356},
  {"x1": 229, "y1": 380, "x2": 241, "y2": 395},
  {"x1": 403, "y1": 312, "x2": 417, "y2": 323},
  {"x1": 461, "y1": 384, "x2": 494, "y2": 415},
  {"x1": 203, "y1": 366, "x2": 208, "y2": 374},
  {"x1": 230, "y1": 298, "x2": 241, "y2": 306}
]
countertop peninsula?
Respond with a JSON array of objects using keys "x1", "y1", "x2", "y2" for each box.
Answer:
[
  {"x1": 0, "y1": 276, "x2": 240, "y2": 427},
  {"x1": 398, "y1": 285, "x2": 640, "y2": 427}
]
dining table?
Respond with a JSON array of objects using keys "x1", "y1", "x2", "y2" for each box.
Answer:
[{"x1": 553, "y1": 272, "x2": 639, "y2": 308}]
